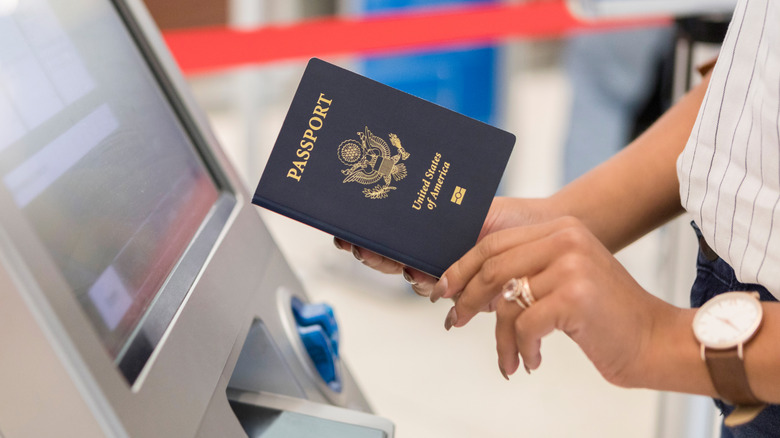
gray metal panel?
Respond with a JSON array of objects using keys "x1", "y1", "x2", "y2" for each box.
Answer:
[
  {"x1": 0, "y1": 248, "x2": 108, "y2": 437},
  {"x1": 227, "y1": 390, "x2": 394, "y2": 437},
  {"x1": 0, "y1": 0, "x2": 376, "y2": 436}
]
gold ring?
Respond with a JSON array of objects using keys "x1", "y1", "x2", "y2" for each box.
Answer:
[
  {"x1": 519, "y1": 276, "x2": 535, "y2": 306},
  {"x1": 502, "y1": 276, "x2": 535, "y2": 309}
]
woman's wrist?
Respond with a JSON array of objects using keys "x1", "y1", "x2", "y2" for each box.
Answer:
[{"x1": 638, "y1": 306, "x2": 718, "y2": 397}]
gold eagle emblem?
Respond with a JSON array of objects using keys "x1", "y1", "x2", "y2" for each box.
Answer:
[{"x1": 338, "y1": 127, "x2": 410, "y2": 199}]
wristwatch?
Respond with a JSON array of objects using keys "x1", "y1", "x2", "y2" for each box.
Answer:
[{"x1": 693, "y1": 291, "x2": 766, "y2": 426}]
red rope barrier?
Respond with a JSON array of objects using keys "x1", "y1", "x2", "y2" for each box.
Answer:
[{"x1": 163, "y1": 1, "x2": 670, "y2": 76}]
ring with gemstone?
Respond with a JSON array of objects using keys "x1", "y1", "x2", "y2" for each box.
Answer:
[{"x1": 502, "y1": 276, "x2": 535, "y2": 309}]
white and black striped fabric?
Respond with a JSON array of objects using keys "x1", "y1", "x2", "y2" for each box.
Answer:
[{"x1": 677, "y1": 0, "x2": 780, "y2": 298}]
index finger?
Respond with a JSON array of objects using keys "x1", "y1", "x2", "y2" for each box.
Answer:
[
  {"x1": 433, "y1": 217, "x2": 573, "y2": 303},
  {"x1": 440, "y1": 217, "x2": 580, "y2": 328}
]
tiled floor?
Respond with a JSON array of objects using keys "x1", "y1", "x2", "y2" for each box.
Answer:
[{"x1": 189, "y1": 48, "x2": 714, "y2": 437}]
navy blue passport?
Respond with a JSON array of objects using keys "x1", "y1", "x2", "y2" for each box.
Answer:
[{"x1": 252, "y1": 58, "x2": 515, "y2": 278}]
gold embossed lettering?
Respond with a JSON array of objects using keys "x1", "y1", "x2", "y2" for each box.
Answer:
[
  {"x1": 292, "y1": 160, "x2": 307, "y2": 172},
  {"x1": 309, "y1": 116, "x2": 323, "y2": 130},
  {"x1": 313, "y1": 104, "x2": 330, "y2": 118},
  {"x1": 288, "y1": 93, "x2": 332, "y2": 182},
  {"x1": 286, "y1": 169, "x2": 301, "y2": 182}
]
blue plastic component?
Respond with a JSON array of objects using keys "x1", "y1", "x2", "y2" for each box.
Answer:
[{"x1": 291, "y1": 297, "x2": 342, "y2": 393}]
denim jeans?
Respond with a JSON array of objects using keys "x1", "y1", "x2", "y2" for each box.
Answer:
[{"x1": 690, "y1": 222, "x2": 780, "y2": 437}]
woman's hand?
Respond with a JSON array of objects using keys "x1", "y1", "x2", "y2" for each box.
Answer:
[
  {"x1": 334, "y1": 196, "x2": 564, "y2": 298},
  {"x1": 434, "y1": 215, "x2": 681, "y2": 387}
]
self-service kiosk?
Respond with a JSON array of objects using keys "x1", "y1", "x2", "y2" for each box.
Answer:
[{"x1": 0, "y1": 0, "x2": 393, "y2": 436}]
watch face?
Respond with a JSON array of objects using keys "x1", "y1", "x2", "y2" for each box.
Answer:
[{"x1": 693, "y1": 292, "x2": 763, "y2": 349}]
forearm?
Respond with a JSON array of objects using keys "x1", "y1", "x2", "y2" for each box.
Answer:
[{"x1": 551, "y1": 73, "x2": 712, "y2": 253}]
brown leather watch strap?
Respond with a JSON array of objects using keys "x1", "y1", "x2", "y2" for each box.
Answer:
[{"x1": 705, "y1": 348, "x2": 762, "y2": 405}]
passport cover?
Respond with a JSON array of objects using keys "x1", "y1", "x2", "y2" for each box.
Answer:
[{"x1": 253, "y1": 58, "x2": 515, "y2": 278}]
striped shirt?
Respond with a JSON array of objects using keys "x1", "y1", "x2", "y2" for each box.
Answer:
[{"x1": 677, "y1": 0, "x2": 780, "y2": 298}]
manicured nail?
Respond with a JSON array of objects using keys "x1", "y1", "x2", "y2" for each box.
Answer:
[
  {"x1": 333, "y1": 237, "x2": 343, "y2": 250},
  {"x1": 430, "y1": 276, "x2": 448, "y2": 303},
  {"x1": 402, "y1": 268, "x2": 418, "y2": 286},
  {"x1": 411, "y1": 284, "x2": 431, "y2": 298},
  {"x1": 444, "y1": 306, "x2": 458, "y2": 331},
  {"x1": 351, "y1": 246, "x2": 364, "y2": 262},
  {"x1": 499, "y1": 363, "x2": 510, "y2": 381}
]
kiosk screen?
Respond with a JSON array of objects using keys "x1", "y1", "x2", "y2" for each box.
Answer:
[{"x1": 0, "y1": 0, "x2": 220, "y2": 380}]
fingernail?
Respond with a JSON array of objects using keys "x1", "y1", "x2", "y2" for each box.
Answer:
[
  {"x1": 333, "y1": 237, "x2": 343, "y2": 250},
  {"x1": 402, "y1": 268, "x2": 418, "y2": 286},
  {"x1": 524, "y1": 365, "x2": 531, "y2": 375},
  {"x1": 499, "y1": 363, "x2": 510, "y2": 381},
  {"x1": 411, "y1": 284, "x2": 431, "y2": 298},
  {"x1": 351, "y1": 246, "x2": 364, "y2": 262},
  {"x1": 430, "y1": 276, "x2": 448, "y2": 303},
  {"x1": 444, "y1": 307, "x2": 458, "y2": 331}
]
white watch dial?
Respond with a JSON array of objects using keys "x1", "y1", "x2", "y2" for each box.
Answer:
[{"x1": 693, "y1": 292, "x2": 762, "y2": 349}]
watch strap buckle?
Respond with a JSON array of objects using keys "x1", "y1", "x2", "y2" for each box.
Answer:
[{"x1": 724, "y1": 404, "x2": 766, "y2": 427}]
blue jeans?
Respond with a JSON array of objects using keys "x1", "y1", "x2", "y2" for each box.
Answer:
[{"x1": 690, "y1": 223, "x2": 780, "y2": 437}]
